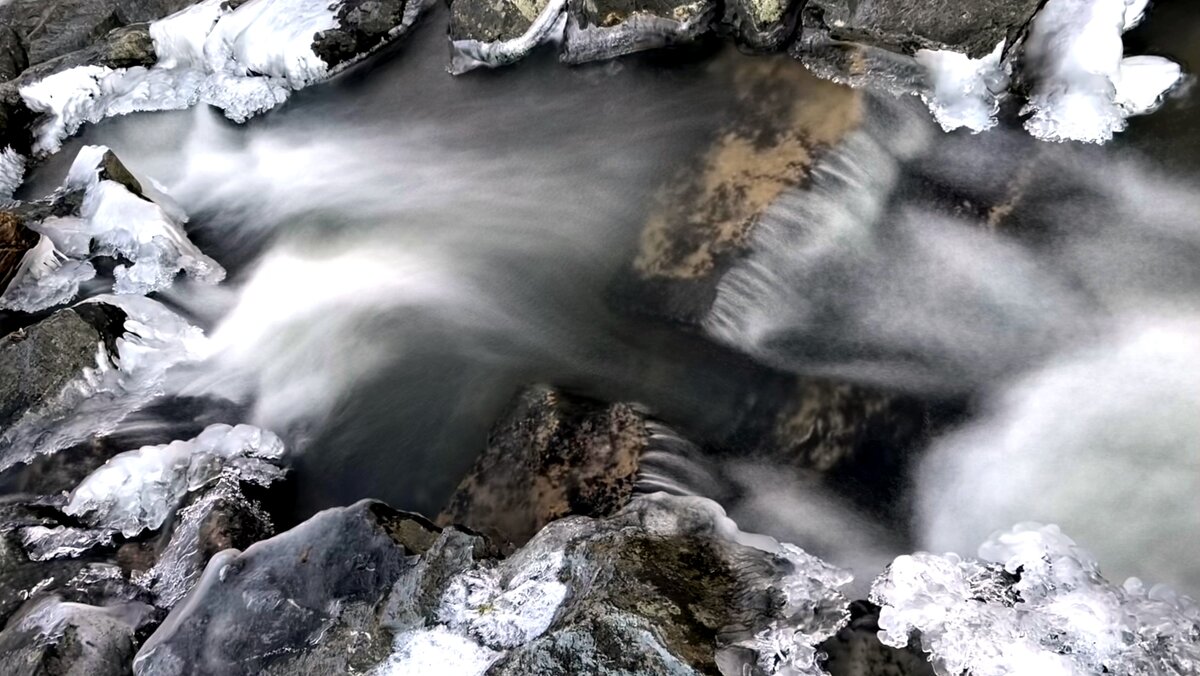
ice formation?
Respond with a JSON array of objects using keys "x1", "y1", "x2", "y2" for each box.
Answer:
[
  {"x1": 0, "y1": 295, "x2": 209, "y2": 472},
  {"x1": 449, "y1": 0, "x2": 569, "y2": 74},
  {"x1": 1020, "y1": 0, "x2": 1183, "y2": 143},
  {"x1": 0, "y1": 145, "x2": 224, "y2": 312},
  {"x1": 915, "y1": 42, "x2": 1008, "y2": 133},
  {"x1": 871, "y1": 523, "x2": 1200, "y2": 676},
  {"x1": 374, "y1": 627, "x2": 502, "y2": 675},
  {"x1": 0, "y1": 146, "x2": 24, "y2": 201},
  {"x1": 62, "y1": 424, "x2": 284, "y2": 538},
  {"x1": 20, "y1": 0, "x2": 402, "y2": 154},
  {"x1": 909, "y1": 0, "x2": 1181, "y2": 142}
]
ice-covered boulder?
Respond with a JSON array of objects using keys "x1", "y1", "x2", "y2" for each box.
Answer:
[
  {"x1": 0, "y1": 145, "x2": 224, "y2": 313},
  {"x1": 870, "y1": 524, "x2": 1200, "y2": 675},
  {"x1": 135, "y1": 493, "x2": 853, "y2": 676},
  {"x1": 17, "y1": 0, "x2": 433, "y2": 154},
  {"x1": 0, "y1": 594, "x2": 157, "y2": 676},
  {"x1": 60, "y1": 424, "x2": 284, "y2": 539},
  {"x1": 133, "y1": 500, "x2": 444, "y2": 676}
]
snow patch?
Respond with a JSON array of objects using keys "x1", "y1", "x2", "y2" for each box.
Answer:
[{"x1": 373, "y1": 626, "x2": 502, "y2": 676}]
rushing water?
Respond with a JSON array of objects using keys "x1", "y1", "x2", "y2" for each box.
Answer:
[{"x1": 19, "y1": 2, "x2": 1200, "y2": 594}]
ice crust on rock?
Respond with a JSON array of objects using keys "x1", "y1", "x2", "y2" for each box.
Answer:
[
  {"x1": 20, "y1": 0, "x2": 412, "y2": 154},
  {"x1": 0, "y1": 145, "x2": 224, "y2": 312},
  {"x1": 1020, "y1": 0, "x2": 1182, "y2": 143},
  {"x1": 0, "y1": 294, "x2": 209, "y2": 471},
  {"x1": 0, "y1": 147, "x2": 24, "y2": 202},
  {"x1": 62, "y1": 423, "x2": 284, "y2": 538},
  {"x1": 870, "y1": 523, "x2": 1200, "y2": 676}
]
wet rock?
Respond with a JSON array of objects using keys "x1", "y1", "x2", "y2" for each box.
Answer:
[
  {"x1": 0, "y1": 28, "x2": 26, "y2": 84},
  {"x1": 614, "y1": 55, "x2": 861, "y2": 325},
  {"x1": 720, "y1": 0, "x2": 801, "y2": 52},
  {"x1": 313, "y1": 0, "x2": 419, "y2": 69},
  {"x1": 559, "y1": 0, "x2": 716, "y2": 65},
  {"x1": 449, "y1": 0, "x2": 568, "y2": 74},
  {"x1": 0, "y1": 594, "x2": 155, "y2": 676},
  {"x1": 798, "y1": 0, "x2": 1041, "y2": 60},
  {"x1": 820, "y1": 601, "x2": 935, "y2": 676},
  {"x1": 0, "y1": 0, "x2": 192, "y2": 69},
  {"x1": 133, "y1": 500, "x2": 442, "y2": 676},
  {"x1": 135, "y1": 478, "x2": 275, "y2": 608},
  {"x1": 0, "y1": 304, "x2": 127, "y2": 439},
  {"x1": 439, "y1": 385, "x2": 651, "y2": 551},
  {"x1": 13, "y1": 25, "x2": 159, "y2": 87},
  {"x1": 0, "y1": 527, "x2": 90, "y2": 626}
]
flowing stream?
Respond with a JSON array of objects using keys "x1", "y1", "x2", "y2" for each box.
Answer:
[{"x1": 18, "y1": 1, "x2": 1200, "y2": 595}]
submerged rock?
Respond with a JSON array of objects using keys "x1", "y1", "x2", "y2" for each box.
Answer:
[
  {"x1": 615, "y1": 55, "x2": 861, "y2": 325},
  {"x1": 439, "y1": 385, "x2": 651, "y2": 550},
  {"x1": 559, "y1": 0, "x2": 716, "y2": 65}
]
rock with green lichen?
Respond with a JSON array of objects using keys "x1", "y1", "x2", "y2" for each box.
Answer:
[{"x1": 560, "y1": 0, "x2": 716, "y2": 64}]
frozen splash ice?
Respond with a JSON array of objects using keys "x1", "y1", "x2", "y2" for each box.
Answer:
[
  {"x1": 871, "y1": 523, "x2": 1200, "y2": 676},
  {"x1": 62, "y1": 423, "x2": 284, "y2": 538},
  {"x1": 0, "y1": 145, "x2": 224, "y2": 313},
  {"x1": 915, "y1": 42, "x2": 1008, "y2": 134},
  {"x1": 0, "y1": 146, "x2": 24, "y2": 201},
  {"x1": 20, "y1": 0, "x2": 424, "y2": 154}
]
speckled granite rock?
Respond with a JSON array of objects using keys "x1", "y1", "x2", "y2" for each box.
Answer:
[
  {"x1": 448, "y1": 0, "x2": 568, "y2": 73},
  {"x1": 560, "y1": 0, "x2": 717, "y2": 64},
  {"x1": 439, "y1": 385, "x2": 651, "y2": 551}
]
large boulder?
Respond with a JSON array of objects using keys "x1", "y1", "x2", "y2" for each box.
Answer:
[
  {"x1": 797, "y1": 0, "x2": 1042, "y2": 59},
  {"x1": 133, "y1": 500, "x2": 445, "y2": 676}
]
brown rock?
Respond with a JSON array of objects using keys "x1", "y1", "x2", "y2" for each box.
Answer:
[
  {"x1": 0, "y1": 210, "x2": 37, "y2": 293},
  {"x1": 438, "y1": 385, "x2": 651, "y2": 551}
]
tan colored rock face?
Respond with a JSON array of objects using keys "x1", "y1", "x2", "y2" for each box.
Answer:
[
  {"x1": 633, "y1": 56, "x2": 862, "y2": 284},
  {"x1": 438, "y1": 386, "x2": 650, "y2": 551},
  {"x1": 0, "y1": 211, "x2": 36, "y2": 293}
]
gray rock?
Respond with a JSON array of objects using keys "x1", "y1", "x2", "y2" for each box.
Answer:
[
  {"x1": 0, "y1": 0, "x2": 192, "y2": 69},
  {"x1": 438, "y1": 385, "x2": 652, "y2": 551},
  {"x1": 448, "y1": 0, "x2": 568, "y2": 74},
  {"x1": 559, "y1": 0, "x2": 716, "y2": 65},
  {"x1": 0, "y1": 304, "x2": 127, "y2": 437},
  {"x1": 798, "y1": 0, "x2": 1042, "y2": 59},
  {"x1": 133, "y1": 500, "x2": 442, "y2": 676},
  {"x1": 313, "y1": 0, "x2": 424, "y2": 70},
  {"x1": 0, "y1": 594, "x2": 155, "y2": 676}
]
